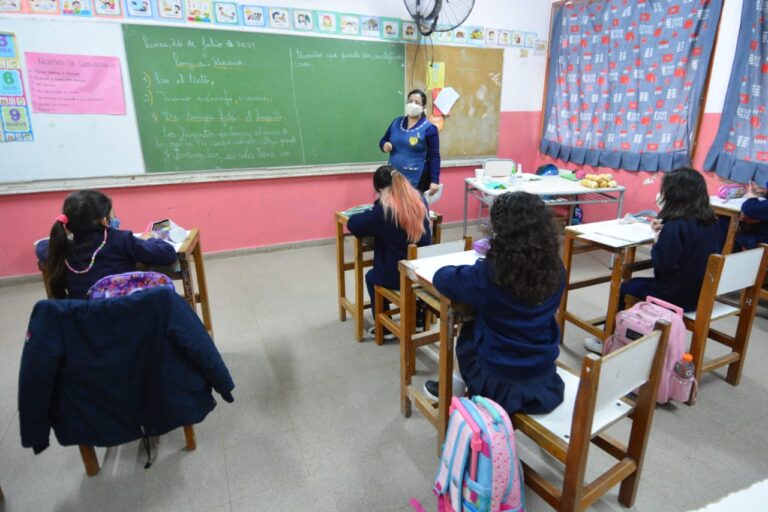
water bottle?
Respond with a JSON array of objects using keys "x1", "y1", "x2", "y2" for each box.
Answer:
[
  {"x1": 513, "y1": 162, "x2": 523, "y2": 191},
  {"x1": 674, "y1": 353, "x2": 695, "y2": 380}
]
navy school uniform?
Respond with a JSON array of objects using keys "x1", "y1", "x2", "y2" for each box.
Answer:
[
  {"x1": 346, "y1": 200, "x2": 431, "y2": 311},
  {"x1": 737, "y1": 197, "x2": 768, "y2": 249},
  {"x1": 620, "y1": 217, "x2": 724, "y2": 312},
  {"x1": 433, "y1": 258, "x2": 566, "y2": 415},
  {"x1": 36, "y1": 228, "x2": 178, "y2": 299}
]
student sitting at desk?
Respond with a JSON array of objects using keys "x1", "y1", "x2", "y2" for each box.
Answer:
[
  {"x1": 347, "y1": 165, "x2": 432, "y2": 339},
  {"x1": 36, "y1": 190, "x2": 177, "y2": 299},
  {"x1": 736, "y1": 180, "x2": 768, "y2": 250},
  {"x1": 586, "y1": 168, "x2": 722, "y2": 353},
  {"x1": 424, "y1": 192, "x2": 566, "y2": 415}
]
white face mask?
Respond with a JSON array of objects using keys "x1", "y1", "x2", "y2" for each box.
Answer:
[
  {"x1": 655, "y1": 192, "x2": 664, "y2": 210},
  {"x1": 405, "y1": 102, "x2": 423, "y2": 117}
]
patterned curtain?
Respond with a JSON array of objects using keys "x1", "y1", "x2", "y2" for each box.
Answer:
[
  {"x1": 541, "y1": 0, "x2": 722, "y2": 171},
  {"x1": 705, "y1": 0, "x2": 768, "y2": 186}
]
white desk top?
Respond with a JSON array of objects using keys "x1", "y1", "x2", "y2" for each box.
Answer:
[
  {"x1": 466, "y1": 175, "x2": 624, "y2": 197},
  {"x1": 406, "y1": 250, "x2": 481, "y2": 284},
  {"x1": 710, "y1": 195, "x2": 748, "y2": 213},
  {"x1": 567, "y1": 219, "x2": 655, "y2": 248}
]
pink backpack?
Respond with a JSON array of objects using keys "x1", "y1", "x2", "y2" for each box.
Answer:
[
  {"x1": 603, "y1": 296, "x2": 696, "y2": 404},
  {"x1": 86, "y1": 271, "x2": 175, "y2": 300},
  {"x1": 416, "y1": 396, "x2": 524, "y2": 512}
]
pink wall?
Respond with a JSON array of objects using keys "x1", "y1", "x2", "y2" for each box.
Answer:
[
  {"x1": 0, "y1": 112, "x2": 731, "y2": 279},
  {"x1": 0, "y1": 166, "x2": 475, "y2": 278}
]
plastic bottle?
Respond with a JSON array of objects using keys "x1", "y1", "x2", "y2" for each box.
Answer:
[
  {"x1": 513, "y1": 162, "x2": 523, "y2": 191},
  {"x1": 674, "y1": 353, "x2": 695, "y2": 380}
]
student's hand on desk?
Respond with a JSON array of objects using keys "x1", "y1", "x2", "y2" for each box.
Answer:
[
  {"x1": 382, "y1": 142, "x2": 393, "y2": 153},
  {"x1": 139, "y1": 232, "x2": 155, "y2": 240},
  {"x1": 427, "y1": 183, "x2": 440, "y2": 195},
  {"x1": 650, "y1": 219, "x2": 663, "y2": 232}
]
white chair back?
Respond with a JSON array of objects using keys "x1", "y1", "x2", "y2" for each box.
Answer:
[
  {"x1": 416, "y1": 239, "x2": 468, "y2": 259},
  {"x1": 716, "y1": 247, "x2": 765, "y2": 295},
  {"x1": 594, "y1": 330, "x2": 662, "y2": 412},
  {"x1": 483, "y1": 159, "x2": 516, "y2": 177}
]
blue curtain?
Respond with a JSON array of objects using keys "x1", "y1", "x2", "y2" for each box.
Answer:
[
  {"x1": 541, "y1": 0, "x2": 722, "y2": 172},
  {"x1": 704, "y1": 0, "x2": 768, "y2": 186}
]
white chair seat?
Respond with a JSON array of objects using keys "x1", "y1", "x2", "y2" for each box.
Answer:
[
  {"x1": 683, "y1": 301, "x2": 739, "y2": 321},
  {"x1": 528, "y1": 367, "x2": 633, "y2": 443}
]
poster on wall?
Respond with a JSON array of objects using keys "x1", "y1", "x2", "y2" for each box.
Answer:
[
  {"x1": 62, "y1": 0, "x2": 92, "y2": 16},
  {"x1": 28, "y1": 0, "x2": 60, "y2": 14},
  {"x1": 185, "y1": 0, "x2": 210, "y2": 22},
  {"x1": 381, "y1": 18, "x2": 399, "y2": 39},
  {"x1": 315, "y1": 11, "x2": 337, "y2": 33},
  {"x1": 213, "y1": 1, "x2": 237, "y2": 24},
  {"x1": 360, "y1": 16, "x2": 380, "y2": 37},
  {"x1": 268, "y1": 7, "x2": 289, "y2": 28},
  {"x1": 25, "y1": 52, "x2": 126, "y2": 115},
  {"x1": 0, "y1": 33, "x2": 34, "y2": 142},
  {"x1": 0, "y1": 0, "x2": 22, "y2": 12},
  {"x1": 94, "y1": 0, "x2": 121, "y2": 16},
  {"x1": 158, "y1": 0, "x2": 183, "y2": 20},
  {"x1": 292, "y1": 9, "x2": 313, "y2": 30},
  {"x1": 241, "y1": 4, "x2": 265, "y2": 26},
  {"x1": 126, "y1": 0, "x2": 152, "y2": 17}
]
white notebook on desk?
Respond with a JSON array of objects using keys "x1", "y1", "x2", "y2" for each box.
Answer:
[{"x1": 575, "y1": 220, "x2": 655, "y2": 247}]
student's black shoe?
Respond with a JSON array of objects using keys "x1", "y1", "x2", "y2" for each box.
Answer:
[
  {"x1": 416, "y1": 304, "x2": 426, "y2": 332},
  {"x1": 423, "y1": 380, "x2": 439, "y2": 401},
  {"x1": 367, "y1": 326, "x2": 395, "y2": 341}
]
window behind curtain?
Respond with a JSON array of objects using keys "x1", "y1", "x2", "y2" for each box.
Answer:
[
  {"x1": 705, "y1": 0, "x2": 768, "y2": 186},
  {"x1": 541, "y1": 0, "x2": 722, "y2": 172}
]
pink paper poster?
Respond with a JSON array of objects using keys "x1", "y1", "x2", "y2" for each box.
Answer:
[{"x1": 25, "y1": 52, "x2": 126, "y2": 114}]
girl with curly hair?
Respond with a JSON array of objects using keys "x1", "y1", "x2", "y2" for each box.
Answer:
[{"x1": 425, "y1": 191, "x2": 566, "y2": 415}]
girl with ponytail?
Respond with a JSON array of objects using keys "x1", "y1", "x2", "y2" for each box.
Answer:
[
  {"x1": 347, "y1": 165, "x2": 432, "y2": 338},
  {"x1": 36, "y1": 190, "x2": 177, "y2": 299}
]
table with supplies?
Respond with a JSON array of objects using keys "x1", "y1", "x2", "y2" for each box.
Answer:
[
  {"x1": 334, "y1": 208, "x2": 443, "y2": 341},
  {"x1": 462, "y1": 175, "x2": 625, "y2": 236},
  {"x1": 398, "y1": 249, "x2": 480, "y2": 451},
  {"x1": 559, "y1": 219, "x2": 656, "y2": 341}
]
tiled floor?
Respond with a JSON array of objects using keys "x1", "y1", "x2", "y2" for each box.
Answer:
[{"x1": 1, "y1": 226, "x2": 767, "y2": 511}]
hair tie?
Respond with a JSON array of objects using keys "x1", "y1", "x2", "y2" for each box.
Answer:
[
  {"x1": 391, "y1": 170, "x2": 397, "y2": 177},
  {"x1": 55, "y1": 214, "x2": 69, "y2": 225}
]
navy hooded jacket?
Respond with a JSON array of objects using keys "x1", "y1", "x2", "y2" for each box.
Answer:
[{"x1": 19, "y1": 287, "x2": 235, "y2": 454}]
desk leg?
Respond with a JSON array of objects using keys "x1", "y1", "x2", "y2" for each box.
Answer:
[
  {"x1": 336, "y1": 219, "x2": 347, "y2": 322},
  {"x1": 400, "y1": 270, "x2": 415, "y2": 418},
  {"x1": 559, "y1": 231, "x2": 576, "y2": 343},
  {"x1": 192, "y1": 241, "x2": 213, "y2": 337},
  {"x1": 462, "y1": 181, "x2": 469, "y2": 237},
  {"x1": 604, "y1": 248, "x2": 627, "y2": 338},
  {"x1": 722, "y1": 214, "x2": 739, "y2": 256},
  {"x1": 436, "y1": 298, "x2": 455, "y2": 454},
  {"x1": 354, "y1": 237, "x2": 365, "y2": 341}
]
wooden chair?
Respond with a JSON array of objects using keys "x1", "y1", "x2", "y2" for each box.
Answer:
[
  {"x1": 33, "y1": 242, "x2": 197, "y2": 477},
  {"x1": 683, "y1": 244, "x2": 768, "y2": 402},
  {"x1": 512, "y1": 321, "x2": 671, "y2": 512},
  {"x1": 373, "y1": 237, "x2": 471, "y2": 347}
]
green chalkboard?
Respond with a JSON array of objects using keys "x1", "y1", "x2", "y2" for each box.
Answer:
[{"x1": 122, "y1": 25, "x2": 405, "y2": 173}]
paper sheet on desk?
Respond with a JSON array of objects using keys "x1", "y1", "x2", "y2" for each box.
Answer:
[
  {"x1": 433, "y1": 87, "x2": 460, "y2": 115},
  {"x1": 578, "y1": 222, "x2": 655, "y2": 246}
]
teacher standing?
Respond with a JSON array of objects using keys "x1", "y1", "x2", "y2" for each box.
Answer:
[{"x1": 379, "y1": 89, "x2": 441, "y2": 195}]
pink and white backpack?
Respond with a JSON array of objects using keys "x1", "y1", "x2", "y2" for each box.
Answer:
[
  {"x1": 603, "y1": 296, "x2": 696, "y2": 404},
  {"x1": 413, "y1": 396, "x2": 524, "y2": 512}
]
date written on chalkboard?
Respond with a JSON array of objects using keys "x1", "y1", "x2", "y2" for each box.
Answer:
[{"x1": 124, "y1": 25, "x2": 404, "y2": 172}]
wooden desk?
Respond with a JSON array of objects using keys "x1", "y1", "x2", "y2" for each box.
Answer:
[
  {"x1": 335, "y1": 209, "x2": 443, "y2": 341},
  {"x1": 399, "y1": 250, "x2": 479, "y2": 452},
  {"x1": 710, "y1": 196, "x2": 747, "y2": 255},
  {"x1": 36, "y1": 228, "x2": 213, "y2": 337},
  {"x1": 463, "y1": 175, "x2": 625, "y2": 236},
  {"x1": 559, "y1": 220, "x2": 655, "y2": 341}
]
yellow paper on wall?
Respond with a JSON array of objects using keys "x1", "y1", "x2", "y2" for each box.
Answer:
[{"x1": 426, "y1": 62, "x2": 445, "y2": 90}]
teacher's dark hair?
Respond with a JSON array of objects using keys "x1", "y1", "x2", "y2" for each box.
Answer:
[
  {"x1": 486, "y1": 192, "x2": 562, "y2": 305},
  {"x1": 407, "y1": 89, "x2": 427, "y2": 106}
]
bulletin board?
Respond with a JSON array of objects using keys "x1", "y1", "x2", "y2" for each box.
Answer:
[{"x1": 406, "y1": 44, "x2": 503, "y2": 159}]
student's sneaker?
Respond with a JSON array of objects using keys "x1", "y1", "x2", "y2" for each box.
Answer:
[
  {"x1": 584, "y1": 337, "x2": 604, "y2": 354},
  {"x1": 367, "y1": 326, "x2": 395, "y2": 341},
  {"x1": 423, "y1": 375, "x2": 467, "y2": 402}
]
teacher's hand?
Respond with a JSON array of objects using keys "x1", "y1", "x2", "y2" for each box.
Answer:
[
  {"x1": 427, "y1": 183, "x2": 440, "y2": 196},
  {"x1": 382, "y1": 142, "x2": 393, "y2": 153}
]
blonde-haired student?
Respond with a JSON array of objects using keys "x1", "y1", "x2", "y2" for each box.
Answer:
[{"x1": 347, "y1": 165, "x2": 432, "y2": 338}]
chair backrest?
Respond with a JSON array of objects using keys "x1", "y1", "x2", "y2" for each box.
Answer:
[
  {"x1": 482, "y1": 159, "x2": 516, "y2": 177},
  {"x1": 594, "y1": 328, "x2": 664, "y2": 411},
  {"x1": 716, "y1": 246, "x2": 766, "y2": 295},
  {"x1": 407, "y1": 237, "x2": 472, "y2": 260}
]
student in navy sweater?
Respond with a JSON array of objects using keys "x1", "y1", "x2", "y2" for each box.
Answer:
[
  {"x1": 37, "y1": 190, "x2": 178, "y2": 299},
  {"x1": 736, "y1": 180, "x2": 768, "y2": 250},
  {"x1": 347, "y1": 165, "x2": 432, "y2": 339},
  {"x1": 425, "y1": 192, "x2": 566, "y2": 415},
  {"x1": 379, "y1": 89, "x2": 441, "y2": 194}
]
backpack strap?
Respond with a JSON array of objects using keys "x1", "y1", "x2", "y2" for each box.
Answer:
[{"x1": 434, "y1": 410, "x2": 468, "y2": 498}]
